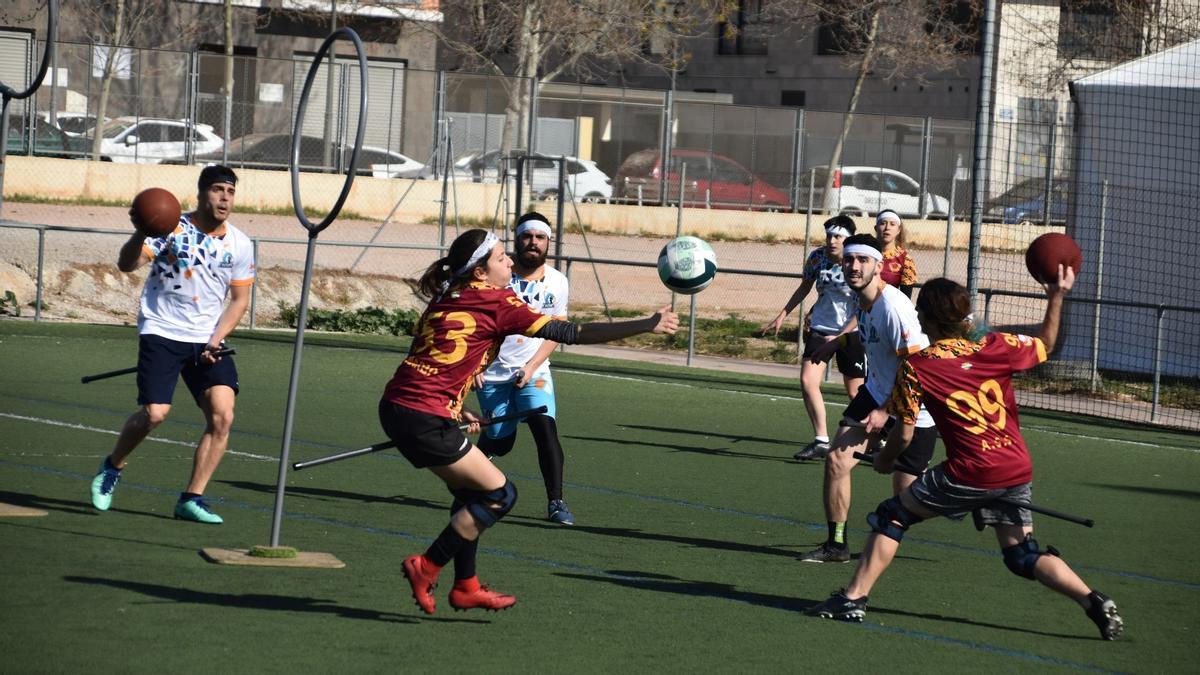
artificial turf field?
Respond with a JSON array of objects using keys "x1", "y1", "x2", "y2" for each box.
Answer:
[{"x1": 1, "y1": 321, "x2": 1197, "y2": 673}]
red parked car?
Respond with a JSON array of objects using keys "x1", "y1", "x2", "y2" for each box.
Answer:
[{"x1": 613, "y1": 148, "x2": 790, "y2": 211}]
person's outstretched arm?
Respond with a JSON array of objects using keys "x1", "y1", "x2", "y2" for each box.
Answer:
[
  {"x1": 532, "y1": 307, "x2": 678, "y2": 345},
  {"x1": 1038, "y1": 264, "x2": 1075, "y2": 354}
]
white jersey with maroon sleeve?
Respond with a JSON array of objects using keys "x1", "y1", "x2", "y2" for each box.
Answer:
[
  {"x1": 857, "y1": 281, "x2": 934, "y2": 428},
  {"x1": 481, "y1": 265, "x2": 569, "y2": 384},
  {"x1": 137, "y1": 213, "x2": 255, "y2": 343}
]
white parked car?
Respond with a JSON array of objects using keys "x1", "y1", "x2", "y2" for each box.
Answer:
[
  {"x1": 99, "y1": 117, "x2": 224, "y2": 164},
  {"x1": 456, "y1": 151, "x2": 612, "y2": 202},
  {"x1": 366, "y1": 147, "x2": 431, "y2": 179},
  {"x1": 37, "y1": 111, "x2": 109, "y2": 137},
  {"x1": 812, "y1": 165, "x2": 949, "y2": 217}
]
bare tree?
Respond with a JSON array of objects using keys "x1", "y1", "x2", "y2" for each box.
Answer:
[
  {"x1": 358, "y1": 0, "x2": 747, "y2": 154},
  {"x1": 62, "y1": 0, "x2": 205, "y2": 160},
  {"x1": 1003, "y1": 0, "x2": 1200, "y2": 96},
  {"x1": 808, "y1": 0, "x2": 981, "y2": 213}
]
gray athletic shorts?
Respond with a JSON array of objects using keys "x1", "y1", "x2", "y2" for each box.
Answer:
[{"x1": 908, "y1": 464, "x2": 1033, "y2": 527}]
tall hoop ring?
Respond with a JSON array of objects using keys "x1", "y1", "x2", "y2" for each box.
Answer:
[
  {"x1": 290, "y1": 26, "x2": 368, "y2": 235},
  {"x1": 0, "y1": 0, "x2": 56, "y2": 101}
]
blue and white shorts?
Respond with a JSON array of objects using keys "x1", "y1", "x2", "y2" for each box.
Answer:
[{"x1": 476, "y1": 371, "x2": 557, "y2": 439}]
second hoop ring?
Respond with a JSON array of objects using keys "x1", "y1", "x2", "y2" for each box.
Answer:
[{"x1": 290, "y1": 26, "x2": 369, "y2": 235}]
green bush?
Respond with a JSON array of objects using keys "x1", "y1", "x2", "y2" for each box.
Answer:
[
  {"x1": 0, "y1": 290, "x2": 20, "y2": 317},
  {"x1": 277, "y1": 302, "x2": 419, "y2": 336}
]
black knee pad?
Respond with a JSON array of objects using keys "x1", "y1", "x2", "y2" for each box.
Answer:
[
  {"x1": 458, "y1": 480, "x2": 518, "y2": 530},
  {"x1": 478, "y1": 432, "x2": 517, "y2": 458},
  {"x1": 1002, "y1": 535, "x2": 1057, "y2": 580},
  {"x1": 867, "y1": 496, "x2": 922, "y2": 542}
]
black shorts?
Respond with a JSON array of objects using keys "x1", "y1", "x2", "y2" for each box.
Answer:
[
  {"x1": 378, "y1": 399, "x2": 471, "y2": 468},
  {"x1": 894, "y1": 425, "x2": 938, "y2": 476},
  {"x1": 841, "y1": 388, "x2": 938, "y2": 476},
  {"x1": 136, "y1": 333, "x2": 239, "y2": 406},
  {"x1": 840, "y1": 387, "x2": 880, "y2": 425},
  {"x1": 802, "y1": 330, "x2": 866, "y2": 379}
]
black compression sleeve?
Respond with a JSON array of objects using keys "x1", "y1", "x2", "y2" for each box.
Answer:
[
  {"x1": 532, "y1": 319, "x2": 579, "y2": 344},
  {"x1": 899, "y1": 284, "x2": 915, "y2": 299}
]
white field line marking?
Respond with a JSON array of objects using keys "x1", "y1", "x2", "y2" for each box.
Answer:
[
  {"x1": 561, "y1": 369, "x2": 1198, "y2": 453},
  {"x1": 0, "y1": 412, "x2": 275, "y2": 461}
]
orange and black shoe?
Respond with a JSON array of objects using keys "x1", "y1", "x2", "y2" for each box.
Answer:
[
  {"x1": 401, "y1": 554, "x2": 441, "y2": 615},
  {"x1": 448, "y1": 577, "x2": 517, "y2": 612}
]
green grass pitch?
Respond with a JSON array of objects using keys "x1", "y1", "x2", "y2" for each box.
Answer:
[{"x1": 1, "y1": 321, "x2": 1197, "y2": 672}]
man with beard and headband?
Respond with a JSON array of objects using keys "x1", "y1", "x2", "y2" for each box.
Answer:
[
  {"x1": 476, "y1": 212, "x2": 576, "y2": 525},
  {"x1": 798, "y1": 234, "x2": 939, "y2": 563}
]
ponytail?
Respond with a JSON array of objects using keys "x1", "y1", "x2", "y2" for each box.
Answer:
[{"x1": 415, "y1": 228, "x2": 494, "y2": 300}]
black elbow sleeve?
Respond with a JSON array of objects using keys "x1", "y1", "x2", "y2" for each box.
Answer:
[{"x1": 533, "y1": 320, "x2": 579, "y2": 344}]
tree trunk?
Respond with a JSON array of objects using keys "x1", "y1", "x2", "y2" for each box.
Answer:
[
  {"x1": 822, "y1": 9, "x2": 880, "y2": 214},
  {"x1": 500, "y1": 2, "x2": 540, "y2": 156},
  {"x1": 91, "y1": 0, "x2": 125, "y2": 162},
  {"x1": 222, "y1": 0, "x2": 234, "y2": 164}
]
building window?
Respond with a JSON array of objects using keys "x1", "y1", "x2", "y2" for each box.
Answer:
[
  {"x1": 781, "y1": 90, "x2": 806, "y2": 107},
  {"x1": 717, "y1": 0, "x2": 770, "y2": 56},
  {"x1": 1057, "y1": 0, "x2": 1142, "y2": 61}
]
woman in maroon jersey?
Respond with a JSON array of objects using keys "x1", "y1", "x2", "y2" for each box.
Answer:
[
  {"x1": 807, "y1": 266, "x2": 1124, "y2": 641},
  {"x1": 874, "y1": 210, "x2": 917, "y2": 298},
  {"x1": 383, "y1": 228, "x2": 677, "y2": 615}
]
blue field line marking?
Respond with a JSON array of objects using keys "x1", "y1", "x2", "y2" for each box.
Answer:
[
  {"x1": 0, "y1": 459, "x2": 1123, "y2": 673},
  {"x1": 557, "y1": 368, "x2": 1200, "y2": 453}
]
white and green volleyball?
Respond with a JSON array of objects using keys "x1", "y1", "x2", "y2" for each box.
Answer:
[{"x1": 657, "y1": 236, "x2": 718, "y2": 295}]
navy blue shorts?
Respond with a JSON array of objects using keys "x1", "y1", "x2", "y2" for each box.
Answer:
[{"x1": 136, "y1": 333, "x2": 239, "y2": 406}]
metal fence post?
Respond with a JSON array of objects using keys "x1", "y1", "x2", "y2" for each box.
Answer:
[
  {"x1": 527, "y1": 77, "x2": 539, "y2": 152},
  {"x1": 1151, "y1": 306, "x2": 1164, "y2": 423},
  {"x1": 790, "y1": 109, "x2": 805, "y2": 213},
  {"x1": 35, "y1": 228, "x2": 45, "y2": 322},
  {"x1": 670, "y1": 163, "x2": 687, "y2": 312},
  {"x1": 248, "y1": 238, "x2": 259, "y2": 330},
  {"x1": 982, "y1": 289, "x2": 993, "y2": 327},
  {"x1": 660, "y1": 89, "x2": 674, "y2": 205},
  {"x1": 943, "y1": 155, "x2": 960, "y2": 276},
  {"x1": 803, "y1": 169, "x2": 814, "y2": 260},
  {"x1": 187, "y1": 51, "x2": 200, "y2": 165},
  {"x1": 1090, "y1": 180, "x2": 1108, "y2": 392},
  {"x1": 686, "y1": 293, "x2": 697, "y2": 367},
  {"x1": 966, "y1": 0, "x2": 999, "y2": 301},
  {"x1": 918, "y1": 116, "x2": 932, "y2": 218},
  {"x1": 1043, "y1": 120, "x2": 1057, "y2": 226}
]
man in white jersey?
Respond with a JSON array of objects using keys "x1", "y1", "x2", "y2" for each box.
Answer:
[
  {"x1": 475, "y1": 212, "x2": 575, "y2": 525},
  {"x1": 89, "y1": 165, "x2": 255, "y2": 524},
  {"x1": 799, "y1": 233, "x2": 939, "y2": 562}
]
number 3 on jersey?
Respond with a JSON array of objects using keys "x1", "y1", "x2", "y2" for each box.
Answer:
[
  {"x1": 414, "y1": 311, "x2": 477, "y2": 365},
  {"x1": 946, "y1": 379, "x2": 1007, "y2": 435}
]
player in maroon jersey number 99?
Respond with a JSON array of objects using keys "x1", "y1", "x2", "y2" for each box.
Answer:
[{"x1": 806, "y1": 264, "x2": 1124, "y2": 641}]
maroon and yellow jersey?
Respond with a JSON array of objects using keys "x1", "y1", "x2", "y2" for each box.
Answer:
[
  {"x1": 887, "y1": 332, "x2": 1048, "y2": 488},
  {"x1": 383, "y1": 281, "x2": 551, "y2": 419},
  {"x1": 879, "y1": 247, "x2": 917, "y2": 288}
]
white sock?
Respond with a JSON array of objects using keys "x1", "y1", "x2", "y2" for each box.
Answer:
[{"x1": 814, "y1": 435, "x2": 829, "y2": 443}]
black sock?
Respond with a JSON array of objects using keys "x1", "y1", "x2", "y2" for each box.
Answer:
[
  {"x1": 827, "y1": 521, "x2": 847, "y2": 547},
  {"x1": 425, "y1": 524, "x2": 470, "y2": 568},
  {"x1": 528, "y1": 415, "x2": 565, "y2": 502},
  {"x1": 179, "y1": 492, "x2": 201, "y2": 503},
  {"x1": 454, "y1": 538, "x2": 478, "y2": 580}
]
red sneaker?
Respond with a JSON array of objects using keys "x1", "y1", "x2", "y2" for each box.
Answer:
[
  {"x1": 448, "y1": 577, "x2": 517, "y2": 612},
  {"x1": 401, "y1": 554, "x2": 441, "y2": 614}
]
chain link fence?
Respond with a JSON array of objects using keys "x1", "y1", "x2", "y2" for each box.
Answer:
[{"x1": 2, "y1": 30, "x2": 1197, "y2": 429}]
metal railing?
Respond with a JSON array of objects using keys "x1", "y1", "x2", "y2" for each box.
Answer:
[{"x1": 3, "y1": 219, "x2": 1194, "y2": 428}]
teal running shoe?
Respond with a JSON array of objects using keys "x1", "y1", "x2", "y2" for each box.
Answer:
[
  {"x1": 90, "y1": 458, "x2": 122, "y2": 511},
  {"x1": 174, "y1": 497, "x2": 224, "y2": 524}
]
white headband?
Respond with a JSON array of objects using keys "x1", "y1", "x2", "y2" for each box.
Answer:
[
  {"x1": 453, "y1": 231, "x2": 500, "y2": 278},
  {"x1": 876, "y1": 210, "x2": 902, "y2": 225},
  {"x1": 825, "y1": 225, "x2": 851, "y2": 238},
  {"x1": 844, "y1": 243, "x2": 883, "y2": 262},
  {"x1": 515, "y1": 219, "x2": 552, "y2": 239}
]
